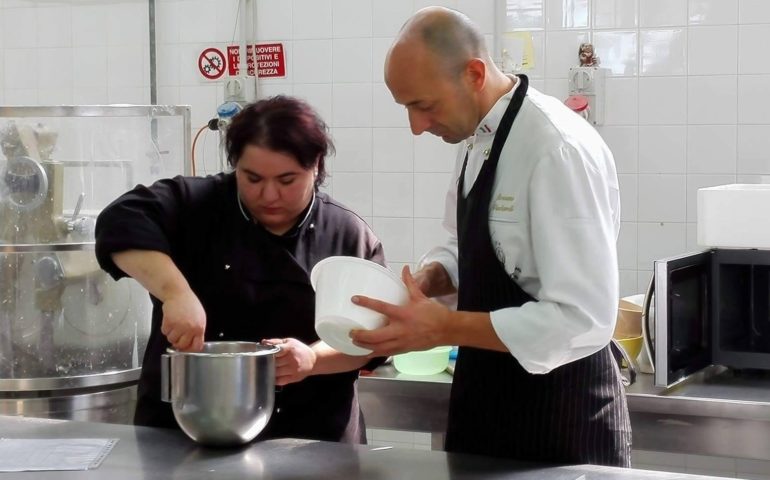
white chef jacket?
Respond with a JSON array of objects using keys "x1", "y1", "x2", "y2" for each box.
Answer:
[{"x1": 419, "y1": 79, "x2": 621, "y2": 374}]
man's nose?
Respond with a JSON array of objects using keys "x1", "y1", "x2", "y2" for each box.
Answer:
[{"x1": 408, "y1": 110, "x2": 430, "y2": 136}]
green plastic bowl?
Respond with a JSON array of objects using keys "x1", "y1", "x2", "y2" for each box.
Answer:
[{"x1": 393, "y1": 346, "x2": 452, "y2": 375}]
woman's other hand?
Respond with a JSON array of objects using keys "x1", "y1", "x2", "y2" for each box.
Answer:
[
  {"x1": 160, "y1": 289, "x2": 206, "y2": 352},
  {"x1": 264, "y1": 338, "x2": 317, "y2": 386}
]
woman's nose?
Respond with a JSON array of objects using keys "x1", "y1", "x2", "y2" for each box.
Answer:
[{"x1": 261, "y1": 181, "x2": 280, "y2": 201}]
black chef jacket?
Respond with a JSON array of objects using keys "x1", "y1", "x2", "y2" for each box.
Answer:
[{"x1": 95, "y1": 173, "x2": 385, "y2": 443}]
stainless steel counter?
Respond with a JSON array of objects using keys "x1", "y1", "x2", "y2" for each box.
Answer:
[
  {"x1": 0, "y1": 415, "x2": 725, "y2": 479},
  {"x1": 358, "y1": 366, "x2": 770, "y2": 460}
]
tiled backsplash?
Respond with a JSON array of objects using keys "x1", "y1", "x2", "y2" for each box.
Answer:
[{"x1": 2, "y1": 0, "x2": 770, "y2": 294}]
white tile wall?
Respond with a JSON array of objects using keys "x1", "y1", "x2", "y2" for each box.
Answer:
[
  {"x1": 372, "y1": 217, "x2": 413, "y2": 263},
  {"x1": 372, "y1": 128, "x2": 413, "y2": 172},
  {"x1": 737, "y1": 125, "x2": 770, "y2": 174},
  {"x1": 687, "y1": 26, "x2": 738, "y2": 75},
  {"x1": 373, "y1": 172, "x2": 413, "y2": 217},
  {"x1": 638, "y1": 126, "x2": 687, "y2": 174},
  {"x1": 686, "y1": 126, "x2": 737, "y2": 174},
  {"x1": 638, "y1": 77, "x2": 687, "y2": 125},
  {"x1": 637, "y1": 174, "x2": 687, "y2": 222},
  {"x1": 333, "y1": 127, "x2": 373, "y2": 172},
  {"x1": 293, "y1": 0, "x2": 333, "y2": 40},
  {"x1": 546, "y1": 0, "x2": 589, "y2": 30},
  {"x1": 333, "y1": 38, "x2": 373, "y2": 83},
  {"x1": 739, "y1": 25, "x2": 770, "y2": 74},
  {"x1": 294, "y1": 83, "x2": 333, "y2": 126},
  {"x1": 592, "y1": 30, "x2": 638, "y2": 76},
  {"x1": 738, "y1": 75, "x2": 770, "y2": 124},
  {"x1": 739, "y1": 0, "x2": 770, "y2": 24},
  {"x1": 414, "y1": 173, "x2": 452, "y2": 218},
  {"x1": 688, "y1": 0, "x2": 739, "y2": 26},
  {"x1": 594, "y1": 0, "x2": 639, "y2": 29},
  {"x1": 640, "y1": 29, "x2": 687, "y2": 76},
  {"x1": 688, "y1": 75, "x2": 738, "y2": 125},
  {"x1": 598, "y1": 126, "x2": 638, "y2": 173},
  {"x1": 640, "y1": 0, "x2": 688, "y2": 28},
  {"x1": 333, "y1": 0, "x2": 372, "y2": 38}
]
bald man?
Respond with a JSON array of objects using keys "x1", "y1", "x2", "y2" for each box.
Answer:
[{"x1": 351, "y1": 7, "x2": 631, "y2": 467}]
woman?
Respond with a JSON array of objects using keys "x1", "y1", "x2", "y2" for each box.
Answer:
[{"x1": 95, "y1": 96, "x2": 384, "y2": 443}]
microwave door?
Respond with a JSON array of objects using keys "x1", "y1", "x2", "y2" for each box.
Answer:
[{"x1": 654, "y1": 251, "x2": 712, "y2": 387}]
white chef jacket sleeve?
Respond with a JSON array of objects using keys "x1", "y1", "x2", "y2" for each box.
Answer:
[{"x1": 490, "y1": 144, "x2": 619, "y2": 374}]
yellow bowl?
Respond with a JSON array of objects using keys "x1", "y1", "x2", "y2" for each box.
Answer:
[{"x1": 615, "y1": 335, "x2": 643, "y2": 367}]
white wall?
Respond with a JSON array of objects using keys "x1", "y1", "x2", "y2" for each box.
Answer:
[
  {"x1": 3, "y1": 0, "x2": 770, "y2": 298},
  {"x1": 0, "y1": 0, "x2": 150, "y2": 105}
]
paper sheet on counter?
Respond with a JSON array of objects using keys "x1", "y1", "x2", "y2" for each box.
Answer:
[{"x1": 0, "y1": 438, "x2": 118, "y2": 472}]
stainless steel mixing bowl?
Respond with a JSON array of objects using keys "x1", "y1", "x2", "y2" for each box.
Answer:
[{"x1": 161, "y1": 341, "x2": 280, "y2": 447}]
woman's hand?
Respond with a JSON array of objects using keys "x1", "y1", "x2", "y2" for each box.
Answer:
[
  {"x1": 263, "y1": 338, "x2": 317, "y2": 386},
  {"x1": 160, "y1": 289, "x2": 206, "y2": 352}
]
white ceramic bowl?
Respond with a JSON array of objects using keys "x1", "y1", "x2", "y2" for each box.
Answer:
[{"x1": 310, "y1": 256, "x2": 408, "y2": 356}]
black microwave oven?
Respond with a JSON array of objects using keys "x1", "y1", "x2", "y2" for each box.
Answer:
[{"x1": 648, "y1": 248, "x2": 770, "y2": 387}]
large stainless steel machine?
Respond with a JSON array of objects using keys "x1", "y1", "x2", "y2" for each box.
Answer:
[{"x1": 0, "y1": 105, "x2": 190, "y2": 423}]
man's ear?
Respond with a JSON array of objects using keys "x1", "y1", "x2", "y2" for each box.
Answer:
[{"x1": 464, "y1": 58, "x2": 487, "y2": 92}]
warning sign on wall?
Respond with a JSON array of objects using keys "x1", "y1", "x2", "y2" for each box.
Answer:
[
  {"x1": 227, "y1": 43, "x2": 286, "y2": 78},
  {"x1": 198, "y1": 47, "x2": 227, "y2": 80}
]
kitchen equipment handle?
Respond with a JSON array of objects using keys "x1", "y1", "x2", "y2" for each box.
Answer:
[
  {"x1": 161, "y1": 354, "x2": 171, "y2": 402},
  {"x1": 641, "y1": 274, "x2": 655, "y2": 373}
]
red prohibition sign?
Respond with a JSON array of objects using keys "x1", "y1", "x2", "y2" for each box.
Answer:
[{"x1": 198, "y1": 48, "x2": 226, "y2": 80}]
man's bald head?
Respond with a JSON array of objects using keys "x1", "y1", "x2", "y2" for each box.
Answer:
[{"x1": 391, "y1": 6, "x2": 489, "y2": 77}]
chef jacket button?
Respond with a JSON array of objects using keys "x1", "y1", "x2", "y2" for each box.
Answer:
[
  {"x1": 483, "y1": 148, "x2": 490, "y2": 157},
  {"x1": 309, "y1": 223, "x2": 314, "y2": 230},
  {"x1": 467, "y1": 144, "x2": 473, "y2": 151}
]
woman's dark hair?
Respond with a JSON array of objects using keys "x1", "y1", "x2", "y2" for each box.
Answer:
[{"x1": 225, "y1": 95, "x2": 333, "y2": 189}]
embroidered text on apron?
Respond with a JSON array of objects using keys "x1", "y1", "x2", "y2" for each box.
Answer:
[{"x1": 443, "y1": 74, "x2": 632, "y2": 467}]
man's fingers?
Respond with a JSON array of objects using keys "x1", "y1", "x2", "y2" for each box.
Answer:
[
  {"x1": 350, "y1": 325, "x2": 398, "y2": 345},
  {"x1": 356, "y1": 339, "x2": 405, "y2": 357},
  {"x1": 352, "y1": 295, "x2": 400, "y2": 317},
  {"x1": 401, "y1": 266, "x2": 425, "y2": 301}
]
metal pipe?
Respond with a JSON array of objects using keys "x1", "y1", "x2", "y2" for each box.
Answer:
[
  {"x1": 149, "y1": 0, "x2": 158, "y2": 105},
  {"x1": 239, "y1": 0, "x2": 249, "y2": 74}
]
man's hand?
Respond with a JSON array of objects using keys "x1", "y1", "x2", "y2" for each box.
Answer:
[
  {"x1": 412, "y1": 262, "x2": 456, "y2": 298},
  {"x1": 264, "y1": 338, "x2": 317, "y2": 386},
  {"x1": 349, "y1": 265, "x2": 452, "y2": 356},
  {"x1": 160, "y1": 289, "x2": 206, "y2": 352}
]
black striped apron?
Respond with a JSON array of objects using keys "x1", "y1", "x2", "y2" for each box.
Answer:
[{"x1": 443, "y1": 75, "x2": 632, "y2": 467}]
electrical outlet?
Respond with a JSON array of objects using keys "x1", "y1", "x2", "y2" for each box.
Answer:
[
  {"x1": 223, "y1": 76, "x2": 257, "y2": 105},
  {"x1": 567, "y1": 67, "x2": 607, "y2": 126}
]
